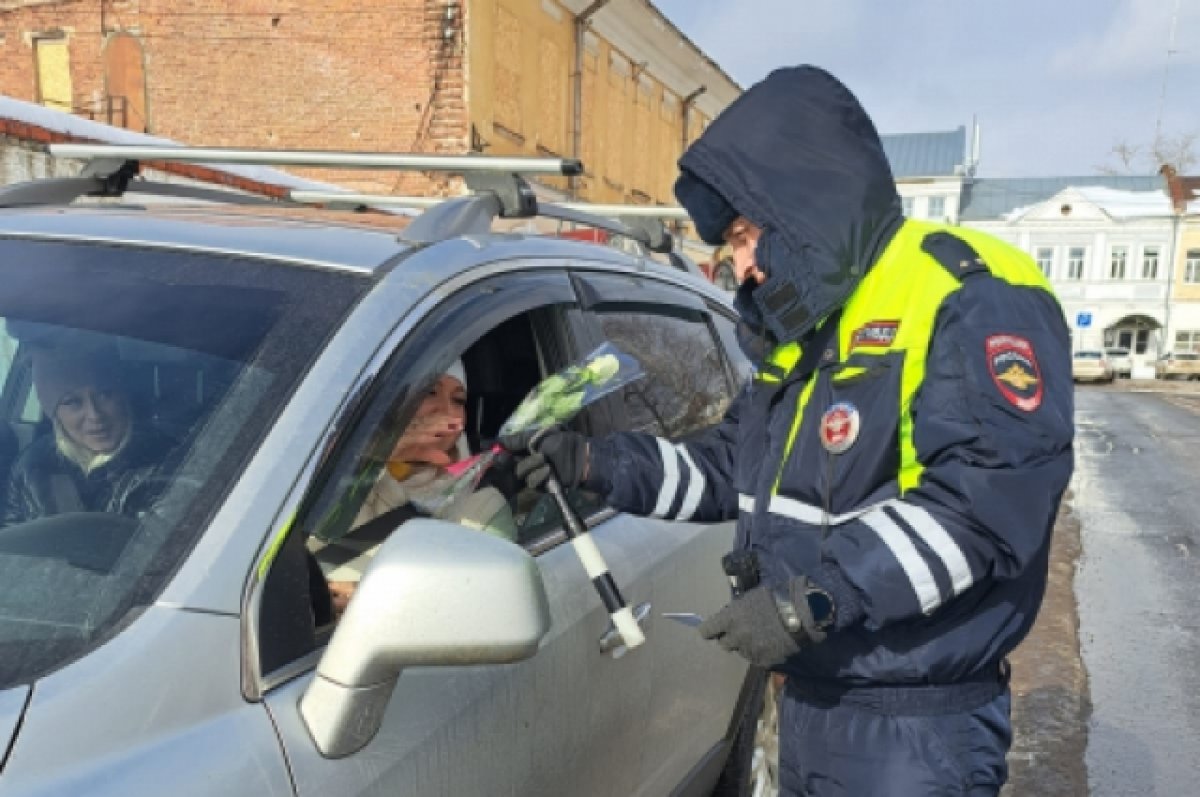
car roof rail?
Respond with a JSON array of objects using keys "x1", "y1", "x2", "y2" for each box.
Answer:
[
  {"x1": 42, "y1": 143, "x2": 582, "y2": 176},
  {"x1": 3, "y1": 143, "x2": 692, "y2": 255},
  {"x1": 0, "y1": 143, "x2": 581, "y2": 208},
  {"x1": 291, "y1": 185, "x2": 690, "y2": 255}
]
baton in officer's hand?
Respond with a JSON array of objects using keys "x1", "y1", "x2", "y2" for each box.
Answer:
[{"x1": 542, "y1": 468, "x2": 645, "y2": 651}]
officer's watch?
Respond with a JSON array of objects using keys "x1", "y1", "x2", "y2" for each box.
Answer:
[
  {"x1": 772, "y1": 581, "x2": 836, "y2": 636},
  {"x1": 803, "y1": 585, "x2": 836, "y2": 632}
]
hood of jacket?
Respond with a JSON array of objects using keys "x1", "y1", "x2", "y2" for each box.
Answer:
[{"x1": 677, "y1": 65, "x2": 903, "y2": 346}]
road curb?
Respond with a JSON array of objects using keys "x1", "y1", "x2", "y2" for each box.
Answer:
[{"x1": 1002, "y1": 496, "x2": 1090, "y2": 796}]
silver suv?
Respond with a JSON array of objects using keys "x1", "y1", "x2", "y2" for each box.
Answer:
[{"x1": 0, "y1": 147, "x2": 771, "y2": 796}]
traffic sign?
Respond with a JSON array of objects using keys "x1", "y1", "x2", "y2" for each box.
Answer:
[{"x1": 1076, "y1": 311, "x2": 1093, "y2": 328}]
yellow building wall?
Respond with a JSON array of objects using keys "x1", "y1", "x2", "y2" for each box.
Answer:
[
  {"x1": 467, "y1": 0, "x2": 707, "y2": 205},
  {"x1": 1174, "y1": 223, "x2": 1200, "y2": 301}
]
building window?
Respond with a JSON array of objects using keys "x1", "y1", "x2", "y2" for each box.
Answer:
[
  {"x1": 927, "y1": 196, "x2": 945, "y2": 219},
  {"x1": 1109, "y1": 246, "x2": 1127, "y2": 279},
  {"x1": 1185, "y1": 249, "x2": 1200, "y2": 283},
  {"x1": 1067, "y1": 247, "x2": 1086, "y2": 280},
  {"x1": 901, "y1": 196, "x2": 913, "y2": 217},
  {"x1": 1176, "y1": 330, "x2": 1200, "y2": 352},
  {"x1": 1142, "y1": 245, "x2": 1160, "y2": 279},
  {"x1": 1035, "y1": 247, "x2": 1054, "y2": 277},
  {"x1": 34, "y1": 35, "x2": 73, "y2": 112}
]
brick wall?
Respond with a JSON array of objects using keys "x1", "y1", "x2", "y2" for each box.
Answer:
[
  {"x1": 0, "y1": 1, "x2": 108, "y2": 112},
  {"x1": 2, "y1": 0, "x2": 469, "y2": 196}
]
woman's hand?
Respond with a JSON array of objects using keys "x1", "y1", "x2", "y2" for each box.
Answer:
[
  {"x1": 328, "y1": 580, "x2": 357, "y2": 619},
  {"x1": 390, "y1": 412, "x2": 463, "y2": 467}
]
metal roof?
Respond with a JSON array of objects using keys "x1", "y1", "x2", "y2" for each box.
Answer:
[
  {"x1": 880, "y1": 127, "x2": 967, "y2": 179},
  {"x1": 958, "y1": 175, "x2": 1165, "y2": 221}
]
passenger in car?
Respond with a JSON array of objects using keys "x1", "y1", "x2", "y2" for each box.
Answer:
[
  {"x1": 1, "y1": 343, "x2": 174, "y2": 526},
  {"x1": 351, "y1": 359, "x2": 473, "y2": 528},
  {"x1": 321, "y1": 360, "x2": 516, "y2": 617}
]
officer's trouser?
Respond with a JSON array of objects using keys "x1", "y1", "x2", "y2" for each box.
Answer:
[{"x1": 778, "y1": 672, "x2": 1012, "y2": 796}]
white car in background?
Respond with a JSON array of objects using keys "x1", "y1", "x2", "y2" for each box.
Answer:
[
  {"x1": 1072, "y1": 350, "x2": 1114, "y2": 383},
  {"x1": 1104, "y1": 348, "x2": 1132, "y2": 379}
]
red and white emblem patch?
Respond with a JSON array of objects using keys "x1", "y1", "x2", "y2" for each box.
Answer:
[
  {"x1": 851, "y1": 320, "x2": 899, "y2": 350},
  {"x1": 985, "y1": 334, "x2": 1043, "y2": 412},
  {"x1": 820, "y1": 402, "x2": 860, "y2": 454}
]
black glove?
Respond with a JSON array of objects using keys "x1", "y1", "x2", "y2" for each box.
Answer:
[
  {"x1": 698, "y1": 578, "x2": 830, "y2": 669},
  {"x1": 499, "y1": 425, "x2": 590, "y2": 491}
]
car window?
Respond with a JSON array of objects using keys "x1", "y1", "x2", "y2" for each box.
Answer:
[
  {"x1": 592, "y1": 307, "x2": 735, "y2": 437},
  {"x1": 710, "y1": 308, "x2": 753, "y2": 385},
  {"x1": 0, "y1": 239, "x2": 366, "y2": 690},
  {"x1": 258, "y1": 271, "x2": 593, "y2": 675},
  {"x1": 1075, "y1": 351, "x2": 1102, "y2": 359}
]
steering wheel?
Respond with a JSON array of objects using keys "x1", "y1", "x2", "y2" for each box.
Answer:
[{"x1": 0, "y1": 512, "x2": 138, "y2": 572}]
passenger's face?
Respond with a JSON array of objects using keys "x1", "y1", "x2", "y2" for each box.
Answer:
[
  {"x1": 55, "y1": 385, "x2": 130, "y2": 454},
  {"x1": 415, "y1": 374, "x2": 467, "y2": 453},
  {"x1": 723, "y1": 217, "x2": 766, "y2": 286},
  {"x1": 390, "y1": 374, "x2": 468, "y2": 465}
]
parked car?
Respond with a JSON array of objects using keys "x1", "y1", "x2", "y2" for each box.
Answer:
[
  {"x1": 1072, "y1": 350, "x2": 1115, "y2": 383},
  {"x1": 1104, "y1": 347, "x2": 1133, "y2": 379},
  {"x1": 1155, "y1": 351, "x2": 1200, "y2": 380},
  {"x1": 0, "y1": 150, "x2": 773, "y2": 796}
]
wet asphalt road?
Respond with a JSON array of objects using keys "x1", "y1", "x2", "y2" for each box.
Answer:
[{"x1": 1073, "y1": 388, "x2": 1200, "y2": 796}]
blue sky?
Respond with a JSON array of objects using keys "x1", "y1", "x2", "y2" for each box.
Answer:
[{"x1": 654, "y1": 0, "x2": 1199, "y2": 178}]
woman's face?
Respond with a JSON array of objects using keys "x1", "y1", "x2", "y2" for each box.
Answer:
[
  {"x1": 55, "y1": 385, "x2": 130, "y2": 454},
  {"x1": 390, "y1": 374, "x2": 467, "y2": 465}
]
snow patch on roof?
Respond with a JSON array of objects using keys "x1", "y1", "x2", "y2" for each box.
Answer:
[{"x1": 1003, "y1": 185, "x2": 1182, "y2": 222}]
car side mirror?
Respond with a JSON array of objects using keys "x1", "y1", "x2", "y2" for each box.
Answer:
[{"x1": 299, "y1": 519, "x2": 551, "y2": 758}]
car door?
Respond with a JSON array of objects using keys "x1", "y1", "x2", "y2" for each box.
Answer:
[
  {"x1": 257, "y1": 265, "x2": 656, "y2": 796},
  {"x1": 571, "y1": 269, "x2": 750, "y2": 795}
]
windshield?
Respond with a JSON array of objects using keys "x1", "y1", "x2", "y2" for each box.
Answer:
[{"x1": 0, "y1": 238, "x2": 366, "y2": 689}]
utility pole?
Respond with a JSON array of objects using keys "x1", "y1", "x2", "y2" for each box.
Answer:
[{"x1": 1153, "y1": 0, "x2": 1181, "y2": 148}]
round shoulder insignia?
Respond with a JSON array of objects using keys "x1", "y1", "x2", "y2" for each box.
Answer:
[
  {"x1": 985, "y1": 334, "x2": 1043, "y2": 412},
  {"x1": 820, "y1": 401, "x2": 860, "y2": 454}
]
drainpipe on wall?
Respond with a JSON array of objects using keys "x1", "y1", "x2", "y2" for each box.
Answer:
[
  {"x1": 571, "y1": 0, "x2": 612, "y2": 199},
  {"x1": 680, "y1": 86, "x2": 706, "y2": 154}
]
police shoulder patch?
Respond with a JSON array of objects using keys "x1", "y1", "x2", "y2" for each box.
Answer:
[{"x1": 985, "y1": 334, "x2": 1043, "y2": 411}]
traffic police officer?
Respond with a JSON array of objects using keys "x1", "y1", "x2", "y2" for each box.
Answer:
[{"x1": 505, "y1": 66, "x2": 1073, "y2": 795}]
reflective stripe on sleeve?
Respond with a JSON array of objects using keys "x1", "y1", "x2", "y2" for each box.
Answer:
[
  {"x1": 888, "y1": 502, "x2": 974, "y2": 596},
  {"x1": 738, "y1": 494, "x2": 756, "y2": 513},
  {"x1": 860, "y1": 509, "x2": 941, "y2": 614},
  {"x1": 652, "y1": 438, "x2": 681, "y2": 519},
  {"x1": 674, "y1": 444, "x2": 706, "y2": 521}
]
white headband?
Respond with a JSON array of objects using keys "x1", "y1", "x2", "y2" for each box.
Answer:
[{"x1": 444, "y1": 358, "x2": 467, "y2": 391}]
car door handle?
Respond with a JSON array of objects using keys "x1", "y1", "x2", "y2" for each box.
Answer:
[{"x1": 599, "y1": 602, "x2": 651, "y2": 658}]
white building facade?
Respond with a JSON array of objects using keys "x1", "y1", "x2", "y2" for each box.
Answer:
[{"x1": 964, "y1": 185, "x2": 1196, "y2": 373}]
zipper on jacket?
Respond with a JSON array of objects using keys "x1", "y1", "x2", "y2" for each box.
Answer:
[{"x1": 821, "y1": 451, "x2": 834, "y2": 539}]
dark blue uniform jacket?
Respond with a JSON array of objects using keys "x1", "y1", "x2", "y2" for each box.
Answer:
[{"x1": 587, "y1": 68, "x2": 1074, "y2": 689}]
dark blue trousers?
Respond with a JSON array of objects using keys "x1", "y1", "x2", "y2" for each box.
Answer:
[{"x1": 778, "y1": 679, "x2": 1012, "y2": 796}]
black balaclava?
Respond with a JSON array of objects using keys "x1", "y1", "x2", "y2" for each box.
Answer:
[{"x1": 674, "y1": 66, "x2": 904, "y2": 353}]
